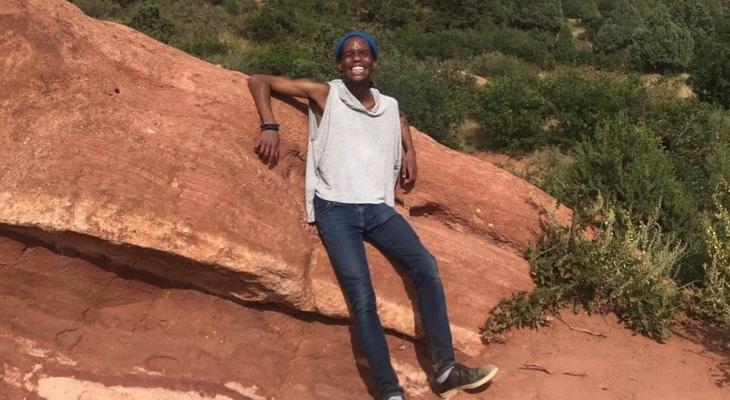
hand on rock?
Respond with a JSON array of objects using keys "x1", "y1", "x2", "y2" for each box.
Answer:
[{"x1": 254, "y1": 130, "x2": 279, "y2": 166}]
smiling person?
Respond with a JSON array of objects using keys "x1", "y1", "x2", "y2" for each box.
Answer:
[{"x1": 247, "y1": 31, "x2": 497, "y2": 400}]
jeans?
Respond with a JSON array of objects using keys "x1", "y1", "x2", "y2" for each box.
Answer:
[{"x1": 314, "y1": 195, "x2": 456, "y2": 399}]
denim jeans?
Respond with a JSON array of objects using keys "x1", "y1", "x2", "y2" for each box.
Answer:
[{"x1": 313, "y1": 195, "x2": 456, "y2": 399}]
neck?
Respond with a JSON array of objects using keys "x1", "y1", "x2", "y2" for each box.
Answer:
[{"x1": 343, "y1": 79, "x2": 372, "y2": 102}]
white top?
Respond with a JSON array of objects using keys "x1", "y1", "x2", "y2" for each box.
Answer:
[{"x1": 305, "y1": 79, "x2": 402, "y2": 222}]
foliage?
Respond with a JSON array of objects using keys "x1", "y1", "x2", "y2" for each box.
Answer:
[
  {"x1": 376, "y1": 55, "x2": 477, "y2": 148},
  {"x1": 690, "y1": 183, "x2": 730, "y2": 328},
  {"x1": 540, "y1": 68, "x2": 646, "y2": 144},
  {"x1": 511, "y1": 0, "x2": 565, "y2": 32},
  {"x1": 562, "y1": 0, "x2": 603, "y2": 26},
  {"x1": 690, "y1": 38, "x2": 730, "y2": 108},
  {"x1": 548, "y1": 115, "x2": 693, "y2": 226},
  {"x1": 664, "y1": 0, "x2": 716, "y2": 38},
  {"x1": 129, "y1": 2, "x2": 176, "y2": 44},
  {"x1": 419, "y1": 0, "x2": 490, "y2": 30},
  {"x1": 473, "y1": 75, "x2": 551, "y2": 152},
  {"x1": 71, "y1": 0, "x2": 123, "y2": 18},
  {"x1": 482, "y1": 203, "x2": 685, "y2": 343},
  {"x1": 467, "y1": 52, "x2": 540, "y2": 79},
  {"x1": 594, "y1": 0, "x2": 643, "y2": 53},
  {"x1": 628, "y1": 4, "x2": 695, "y2": 72}
]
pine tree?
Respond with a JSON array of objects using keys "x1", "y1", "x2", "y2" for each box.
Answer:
[{"x1": 628, "y1": 4, "x2": 695, "y2": 72}]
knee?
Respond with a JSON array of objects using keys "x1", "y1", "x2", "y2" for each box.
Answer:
[
  {"x1": 348, "y1": 288, "x2": 377, "y2": 316},
  {"x1": 413, "y1": 253, "x2": 442, "y2": 286}
]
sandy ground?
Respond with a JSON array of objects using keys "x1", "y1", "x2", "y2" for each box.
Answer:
[{"x1": 1, "y1": 233, "x2": 728, "y2": 399}]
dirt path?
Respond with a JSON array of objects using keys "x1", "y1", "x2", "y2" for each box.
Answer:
[{"x1": 1, "y1": 234, "x2": 727, "y2": 399}]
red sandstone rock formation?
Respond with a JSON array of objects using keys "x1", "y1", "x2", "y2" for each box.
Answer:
[{"x1": 0, "y1": 0, "x2": 571, "y2": 359}]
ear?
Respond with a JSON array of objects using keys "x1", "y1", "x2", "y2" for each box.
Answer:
[
  {"x1": 372, "y1": 59, "x2": 379, "y2": 70},
  {"x1": 336, "y1": 60, "x2": 343, "y2": 73}
]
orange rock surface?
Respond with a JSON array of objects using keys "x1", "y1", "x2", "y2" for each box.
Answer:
[{"x1": 0, "y1": 0, "x2": 570, "y2": 357}]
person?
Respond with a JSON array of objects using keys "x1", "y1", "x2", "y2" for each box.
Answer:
[{"x1": 248, "y1": 30, "x2": 497, "y2": 400}]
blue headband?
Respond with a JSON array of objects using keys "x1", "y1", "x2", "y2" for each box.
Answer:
[{"x1": 334, "y1": 31, "x2": 379, "y2": 60}]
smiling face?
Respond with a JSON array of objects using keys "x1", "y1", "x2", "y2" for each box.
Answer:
[{"x1": 336, "y1": 36, "x2": 378, "y2": 83}]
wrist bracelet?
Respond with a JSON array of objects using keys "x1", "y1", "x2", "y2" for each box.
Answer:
[{"x1": 260, "y1": 122, "x2": 279, "y2": 132}]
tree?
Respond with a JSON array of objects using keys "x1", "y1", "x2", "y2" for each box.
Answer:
[
  {"x1": 474, "y1": 75, "x2": 552, "y2": 152},
  {"x1": 690, "y1": 38, "x2": 730, "y2": 108},
  {"x1": 594, "y1": 0, "x2": 642, "y2": 53},
  {"x1": 130, "y1": 2, "x2": 176, "y2": 44},
  {"x1": 562, "y1": 0, "x2": 603, "y2": 27},
  {"x1": 628, "y1": 5, "x2": 694, "y2": 72},
  {"x1": 511, "y1": 0, "x2": 565, "y2": 32},
  {"x1": 664, "y1": 0, "x2": 715, "y2": 38},
  {"x1": 554, "y1": 25, "x2": 578, "y2": 64},
  {"x1": 420, "y1": 0, "x2": 490, "y2": 29}
]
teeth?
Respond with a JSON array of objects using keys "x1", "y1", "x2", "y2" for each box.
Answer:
[{"x1": 352, "y1": 66, "x2": 364, "y2": 72}]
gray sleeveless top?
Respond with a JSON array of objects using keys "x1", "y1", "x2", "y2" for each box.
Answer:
[{"x1": 305, "y1": 79, "x2": 402, "y2": 222}]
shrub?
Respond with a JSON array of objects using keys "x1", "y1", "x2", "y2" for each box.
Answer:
[
  {"x1": 467, "y1": 52, "x2": 539, "y2": 79},
  {"x1": 594, "y1": 0, "x2": 643, "y2": 53},
  {"x1": 511, "y1": 0, "x2": 565, "y2": 32},
  {"x1": 236, "y1": 41, "x2": 334, "y2": 81},
  {"x1": 540, "y1": 68, "x2": 646, "y2": 144},
  {"x1": 392, "y1": 27, "x2": 489, "y2": 60},
  {"x1": 473, "y1": 75, "x2": 551, "y2": 153},
  {"x1": 376, "y1": 55, "x2": 478, "y2": 148},
  {"x1": 541, "y1": 115, "x2": 694, "y2": 235},
  {"x1": 70, "y1": 0, "x2": 124, "y2": 19},
  {"x1": 482, "y1": 203, "x2": 685, "y2": 343},
  {"x1": 129, "y1": 2, "x2": 176, "y2": 44},
  {"x1": 690, "y1": 38, "x2": 730, "y2": 108},
  {"x1": 665, "y1": 0, "x2": 716, "y2": 38},
  {"x1": 562, "y1": 0, "x2": 603, "y2": 28},
  {"x1": 490, "y1": 27, "x2": 556, "y2": 68},
  {"x1": 628, "y1": 5, "x2": 695, "y2": 72},
  {"x1": 690, "y1": 183, "x2": 730, "y2": 328}
]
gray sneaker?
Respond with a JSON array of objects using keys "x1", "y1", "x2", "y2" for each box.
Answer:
[{"x1": 438, "y1": 363, "x2": 498, "y2": 399}]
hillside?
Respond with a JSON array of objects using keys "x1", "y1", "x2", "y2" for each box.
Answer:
[{"x1": 1, "y1": 1, "x2": 728, "y2": 399}]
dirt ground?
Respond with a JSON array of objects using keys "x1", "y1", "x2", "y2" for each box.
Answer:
[{"x1": 1, "y1": 233, "x2": 728, "y2": 400}]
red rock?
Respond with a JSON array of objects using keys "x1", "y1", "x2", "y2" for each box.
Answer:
[{"x1": 0, "y1": 0, "x2": 571, "y2": 356}]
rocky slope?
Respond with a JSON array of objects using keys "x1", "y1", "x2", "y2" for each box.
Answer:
[
  {"x1": 0, "y1": 0, "x2": 571, "y2": 356},
  {"x1": 3, "y1": 234, "x2": 727, "y2": 399}
]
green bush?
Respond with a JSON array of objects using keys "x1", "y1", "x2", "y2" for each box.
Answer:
[
  {"x1": 690, "y1": 183, "x2": 730, "y2": 328},
  {"x1": 690, "y1": 38, "x2": 730, "y2": 108},
  {"x1": 467, "y1": 52, "x2": 539, "y2": 79},
  {"x1": 542, "y1": 115, "x2": 694, "y2": 234},
  {"x1": 540, "y1": 68, "x2": 646, "y2": 144},
  {"x1": 562, "y1": 0, "x2": 603, "y2": 27},
  {"x1": 482, "y1": 203, "x2": 685, "y2": 343},
  {"x1": 236, "y1": 41, "x2": 334, "y2": 81},
  {"x1": 511, "y1": 0, "x2": 565, "y2": 32},
  {"x1": 490, "y1": 27, "x2": 556, "y2": 68},
  {"x1": 665, "y1": 0, "x2": 716, "y2": 38},
  {"x1": 628, "y1": 4, "x2": 695, "y2": 72},
  {"x1": 419, "y1": 0, "x2": 490, "y2": 30},
  {"x1": 473, "y1": 75, "x2": 551, "y2": 153},
  {"x1": 594, "y1": 0, "x2": 643, "y2": 53},
  {"x1": 392, "y1": 27, "x2": 489, "y2": 60},
  {"x1": 130, "y1": 2, "x2": 176, "y2": 44},
  {"x1": 376, "y1": 55, "x2": 477, "y2": 148},
  {"x1": 71, "y1": 0, "x2": 124, "y2": 18}
]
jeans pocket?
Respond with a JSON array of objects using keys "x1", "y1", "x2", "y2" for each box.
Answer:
[{"x1": 313, "y1": 196, "x2": 336, "y2": 217}]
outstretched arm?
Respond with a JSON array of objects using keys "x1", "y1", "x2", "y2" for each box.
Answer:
[
  {"x1": 399, "y1": 113, "x2": 417, "y2": 189},
  {"x1": 247, "y1": 75, "x2": 329, "y2": 165}
]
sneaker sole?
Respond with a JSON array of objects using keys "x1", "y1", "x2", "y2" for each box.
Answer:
[{"x1": 438, "y1": 366, "x2": 499, "y2": 400}]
